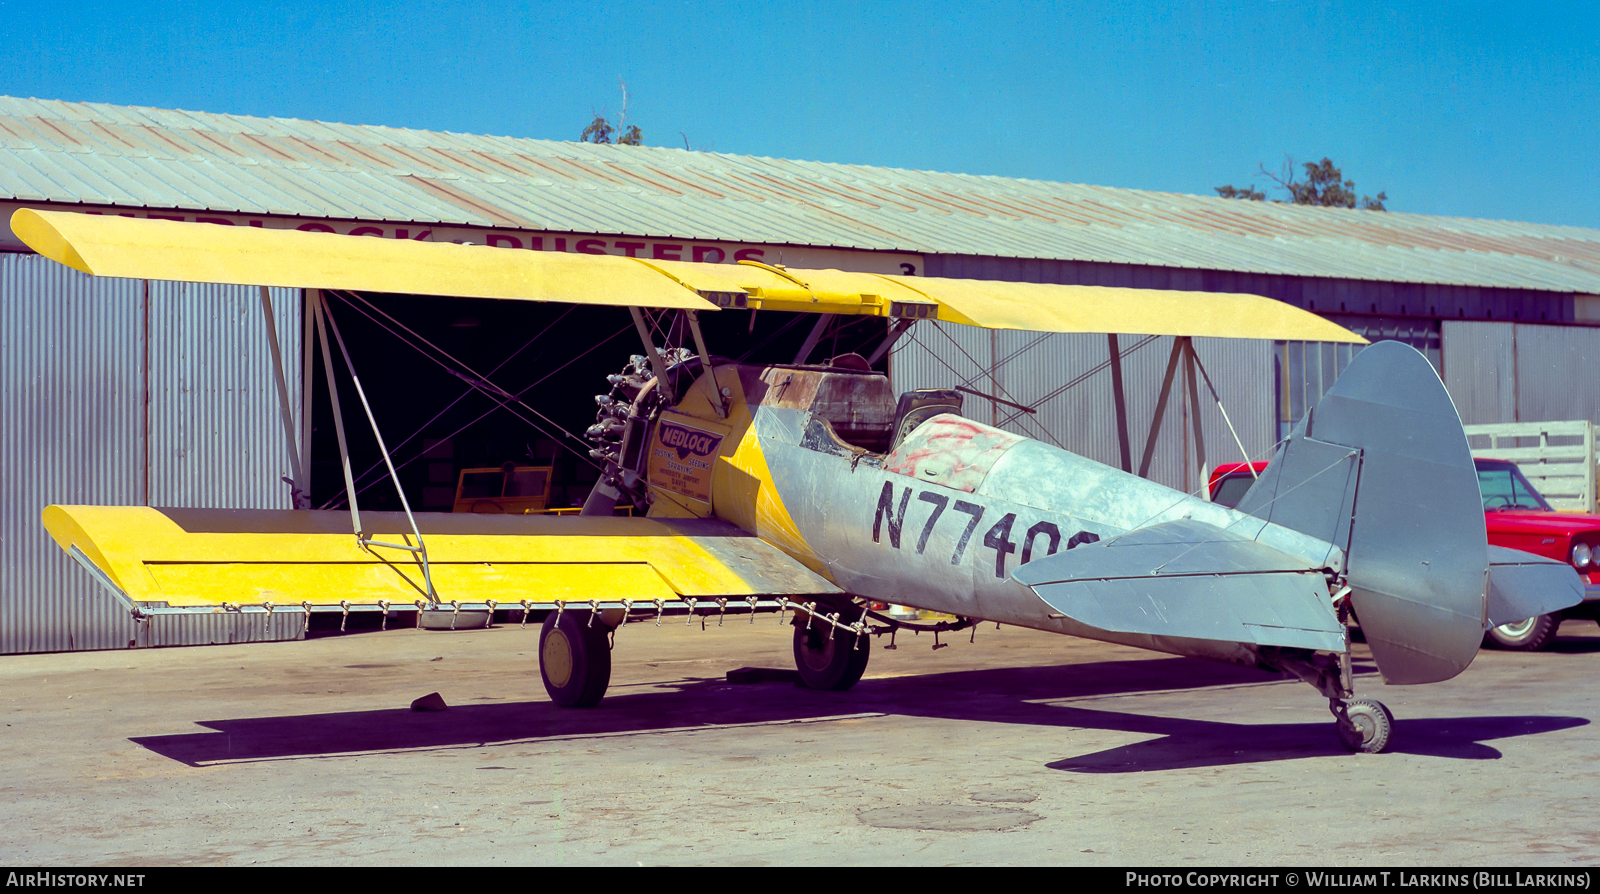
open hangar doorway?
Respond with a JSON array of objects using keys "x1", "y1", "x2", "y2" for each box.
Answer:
[{"x1": 302, "y1": 290, "x2": 894, "y2": 520}]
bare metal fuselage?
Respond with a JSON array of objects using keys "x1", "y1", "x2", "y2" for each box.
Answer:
[{"x1": 650, "y1": 363, "x2": 1338, "y2": 668}]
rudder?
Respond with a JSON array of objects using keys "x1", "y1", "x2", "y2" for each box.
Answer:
[{"x1": 1236, "y1": 342, "x2": 1487, "y2": 684}]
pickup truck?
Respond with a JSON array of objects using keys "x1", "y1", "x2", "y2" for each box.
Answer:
[{"x1": 1209, "y1": 457, "x2": 1600, "y2": 651}]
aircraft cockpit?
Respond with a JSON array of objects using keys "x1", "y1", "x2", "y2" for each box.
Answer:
[{"x1": 746, "y1": 357, "x2": 963, "y2": 459}]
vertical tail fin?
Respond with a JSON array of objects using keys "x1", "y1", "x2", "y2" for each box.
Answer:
[{"x1": 1237, "y1": 342, "x2": 1487, "y2": 683}]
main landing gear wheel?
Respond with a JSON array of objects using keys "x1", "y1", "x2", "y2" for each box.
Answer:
[
  {"x1": 792, "y1": 608, "x2": 871, "y2": 691},
  {"x1": 1484, "y1": 613, "x2": 1560, "y2": 651},
  {"x1": 539, "y1": 611, "x2": 612, "y2": 708},
  {"x1": 1333, "y1": 698, "x2": 1395, "y2": 754}
]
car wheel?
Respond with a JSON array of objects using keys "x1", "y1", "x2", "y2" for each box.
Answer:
[{"x1": 1484, "y1": 612, "x2": 1561, "y2": 651}]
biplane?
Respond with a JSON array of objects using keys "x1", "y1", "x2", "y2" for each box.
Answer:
[{"x1": 14, "y1": 208, "x2": 1584, "y2": 754}]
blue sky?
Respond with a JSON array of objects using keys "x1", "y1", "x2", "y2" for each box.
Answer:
[{"x1": 3, "y1": 0, "x2": 1596, "y2": 228}]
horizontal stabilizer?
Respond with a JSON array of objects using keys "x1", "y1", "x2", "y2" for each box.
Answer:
[
  {"x1": 1485, "y1": 545, "x2": 1585, "y2": 627},
  {"x1": 1013, "y1": 518, "x2": 1324, "y2": 582},
  {"x1": 1013, "y1": 520, "x2": 1345, "y2": 652}
]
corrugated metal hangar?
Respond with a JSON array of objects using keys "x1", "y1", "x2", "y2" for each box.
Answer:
[{"x1": 4, "y1": 95, "x2": 1600, "y2": 653}]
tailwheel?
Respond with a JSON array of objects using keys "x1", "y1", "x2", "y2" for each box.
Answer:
[
  {"x1": 792, "y1": 605, "x2": 871, "y2": 691},
  {"x1": 1332, "y1": 698, "x2": 1395, "y2": 754},
  {"x1": 539, "y1": 610, "x2": 612, "y2": 708}
]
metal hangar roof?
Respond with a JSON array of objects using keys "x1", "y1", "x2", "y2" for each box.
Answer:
[{"x1": 1, "y1": 95, "x2": 1597, "y2": 294}]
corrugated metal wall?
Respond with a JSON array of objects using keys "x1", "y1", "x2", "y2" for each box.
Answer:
[
  {"x1": 1443, "y1": 321, "x2": 1600, "y2": 426},
  {"x1": 1514, "y1": 325, "x2": 1600, "y2": 425},
  {"x1": 3, "y1": 254, "x2": 146, "y2": 652},
  {"x1": 890, "y1": 322, "x2": 1275, "y2": 497},
  {"x1": 147, "y1": 281, "x2": 304, "y2": 507},
  {"x1": 1273, "y1": 317, "x2": 1441, "y2": 441},
  {"x1": 1442, "y1": 322, "x2": 1519, "y2": 424},
  {"x1": 1, "y1": 254, "x2": 304, "y2": 653}
]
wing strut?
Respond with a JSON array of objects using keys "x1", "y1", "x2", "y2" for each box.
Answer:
[
  {"x1": 1184, "y1": 341, "x2": 1208, "y2": 481},
  {"x1": 628, "y1": 307, "x2": 676, "y2": 404},
  {"x1": 1188, "y1": 342, "x2": 1257, "y2": 484},
  {"x1": 1138, "y1": 338, "x2": 1187, "y2": 479},
  {"x1": 1132, "y1": 336, "x2": 1254, "y2": 491},
  {"x1": 684, "y1": 310, "x2": 728, "y2": 419},
  {"x1": 259, "y1": 286, "x2": 309, "y2": 508},
  {"x1": 1107, "y1": 334, "x2": 1133, "y2": 473},
  {"x1": 312, "y1": 290, "x2": 439, "y2": 604},
  {"x1": 793, "y1": 314, "x2": 835, "y2": 364},
  {"x1": 866, "y1": 318, "x2": 916, "y2": 366},
  {"x1": 310, "y1": 290, "x2": 361, "y2": 536}
]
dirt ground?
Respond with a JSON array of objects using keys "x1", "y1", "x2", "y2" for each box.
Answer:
[{"x1": 3, "y1": 612, "x2": 1599, "y2": 866}]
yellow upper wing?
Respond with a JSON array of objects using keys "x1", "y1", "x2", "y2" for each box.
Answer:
[
  {"x1": 13, "y1": 208, "x2": 717, "y2": 310},
  {"x1": 872, "y1": 274, "x2": 1365, "y2": 342},
  {"x1": 13, "y1": 208, "x2": 1363, "y2": 343}
]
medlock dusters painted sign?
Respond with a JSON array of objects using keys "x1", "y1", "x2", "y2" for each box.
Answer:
[{"x1": 648, "y1": 416, "x2": 726, "y2": 504}]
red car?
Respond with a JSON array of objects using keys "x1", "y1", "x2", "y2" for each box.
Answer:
[{"x1": 1209, "y1": 458, "x2": 1600, "y2": 651}]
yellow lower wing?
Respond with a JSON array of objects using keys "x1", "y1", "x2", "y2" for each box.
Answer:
[{"x1": 43, "y1": 506, "x2": 841, "y2": 616}]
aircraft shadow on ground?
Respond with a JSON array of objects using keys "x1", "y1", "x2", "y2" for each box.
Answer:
[
  {"x1": 1540, "y1": 635, "x2": 1600, "y2": 655},
  {"x1": 1045, "y1": 711, "x2": 1589, "y2": 772},
  {"x1": 130, "y1": 653, "x2": 1587, "y2": 772}
]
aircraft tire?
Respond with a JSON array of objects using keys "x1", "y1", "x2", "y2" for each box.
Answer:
[
  {"x1": 1484, "y1": 613, "x2": 1560, "y2": 651},
  {"x1": 539, "y1": 610, "x2": 612, "y2": 708},
  {"x1": 792, "y1": 611, "x2": 870, "y2": 691},
  {"x1": 1335, "y1": 698, "x2": 1394, "y2": 754}
]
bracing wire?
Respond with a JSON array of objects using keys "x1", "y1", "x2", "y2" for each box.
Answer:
[
  {"x1": 317, "y1": 293, "x2": 717, "y2": 518},
  {"x1": 902, "y1": 324, "x2": 1066, "y2": 449},
  {"x1": 994, "y1": 334, "x2": 1160, "y2": 429},
  {"x1": 339, "y1": 303, "x2": 579, "y2": 492},
  {"x1": 314, "y1": 291, "x2": 627, "y2": 508},
  {"x1": 328, "y1": 290, "x2": 601, "y2": 453}
]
